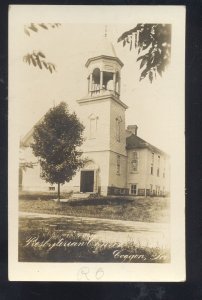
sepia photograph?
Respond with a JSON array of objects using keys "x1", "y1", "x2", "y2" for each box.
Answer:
[{"x1": 9, "y1": 5, "x2": 185, "y2": 281}]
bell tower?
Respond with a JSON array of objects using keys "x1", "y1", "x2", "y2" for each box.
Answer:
[
  {"x1": 85, "y1": 37, "x2": 123, "y2": 98},
  {"x1": 77, "y1": 36, "x2": 128, "y2": 195}
]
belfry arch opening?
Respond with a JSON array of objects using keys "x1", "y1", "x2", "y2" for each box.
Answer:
[{"x1": 88, "y1": 68, "x2": 121, "y2": 97}]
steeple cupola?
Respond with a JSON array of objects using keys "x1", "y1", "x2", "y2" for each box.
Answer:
[{"x1": 85, "y1": 37, "x2": 124, "y2": 98}]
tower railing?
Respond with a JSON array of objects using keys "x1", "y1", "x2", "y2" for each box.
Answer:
[{"x1": 89, "y1": 88, "x2": 120, "y2": 98}]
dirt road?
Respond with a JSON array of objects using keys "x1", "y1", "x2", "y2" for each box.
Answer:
[{"x1": 19, "y1": 211, "x2": 170, "y2": 248}]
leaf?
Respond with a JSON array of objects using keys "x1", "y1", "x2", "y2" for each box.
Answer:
[
  {"x1": 140, "y1": 57, "x2": 148, "y2": 69},
  {"x1": 117, "y1": 25, "x2": 140, "y2": 42},
  {"x1": 29, "y1": 23, "x2": 38, "y2": 32},
  {"x1": 38, "y1": 51, "x2": 46, "y2": 58},
  {"x1": 36, "y1": 55, "x2": 42, "y2": 69},
  {"x1": 139, "y1": 67, "x2": 150, "y2": 81},
  {"x1": 24, "y1": 28, "x2": 30, "y2": 36},
  {"x1": 42, "y1": 61, "x2": 48, "y2": 69},
  {"x1": 137, "y1": 54, "x2": 146, "y2": 62},
  {"x1": 30, "y1": 56, "x2": 37, "y2": 66},
  {"x1": 39, "y1": 23, "x2": 48, "y2": 30},
  {"x1": 149, "y1": 71, "x2": 153, "y2": 83},
  {"x1": 27, "y1": 55, "x2": 31, "y2": 65},
  {"x1": 48, "y1": 65, "x2": 53, "y2": 73},
  {"x1": 157, "y1": 65, "x2": 162, "y2": 77},
  {"x1": 142, "y1": 42, "x2": 151, "y2": 50}
]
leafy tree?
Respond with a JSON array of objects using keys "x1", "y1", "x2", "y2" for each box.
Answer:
[
  {"x1": 24, "y1": 23, "x2": 61, "y2": 36},
  {"x1": 23, "y1": 23, "x2": 61, "y2": 73},
  {"x1": 31, "y1": 102, "x2": 85, "y2": 201},
  {"x1": 118, "y1": 24, "x2": 171, "y2": 83},
  {"x1": 23, "y1": 51, "x2": 56, "y2": 73}
]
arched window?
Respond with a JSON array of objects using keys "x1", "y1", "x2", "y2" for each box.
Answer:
[
  {"x1": 131, "y1": 151, "x2": 138, "y2": 172},
  {"x1": 103, "y1": 71, "x2": 113, "y2": 90},
  {"x1": 92, "y1": 68, "x2": 100, "y2": 92}
]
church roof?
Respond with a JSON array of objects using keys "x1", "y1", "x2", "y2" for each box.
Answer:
[
  {"x1": 20, "y1": 116, "x2": 44, "y2": 147},
  {"x1": 126, "y1": 133, "x2": 168, "y2": 156},
  {"x1": 85, "y1": 37, "x2": 124, "y2": 67},
  {"x1": 20, "y1": 127, "x2": 34, "y2": 147}
]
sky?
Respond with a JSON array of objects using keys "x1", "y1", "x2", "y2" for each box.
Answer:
[{"x1": 10, "y1": 21, "x2": 184, "y2": 155}]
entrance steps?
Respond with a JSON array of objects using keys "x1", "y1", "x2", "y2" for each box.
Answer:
[{"x1": 53, "y1": 192, "x2": 98, "y2": 202}]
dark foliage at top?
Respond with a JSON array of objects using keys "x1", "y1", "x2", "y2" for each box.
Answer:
[
  {"x1": 24, "y1": 23, "x2": 61, "y2": 36},
  {"x1": 118, "y1": 24, "x2": 171, "y2": 82}
]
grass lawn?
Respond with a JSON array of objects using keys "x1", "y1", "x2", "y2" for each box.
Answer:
[
  {"x1": 19, "y1": 216, "x2": 170, "y2": 263},
  {"x1": 19, "y1": 195, "x2": 170, "y2": 223}
]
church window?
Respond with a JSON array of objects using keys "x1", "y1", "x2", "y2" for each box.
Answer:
[
  {"x1": 131, "y1": 184, "x2": 137, "y2": 195},
  {"x1": 49, "y1": 186, "x2": 55, "y2": 191},
  {"x1": 131, "y1": 160, "x2": 138, "y2": 172},
  {"x1": 131, "y1": 151, "x2": 138, "y2": 172},
  {"x1": 117, "y1": 155, "x2": 121, "y2": 174},
  {"x1": 156, "y1": 185, "x2": 160, "y2": 196},
  {"x1": 116, "y1": 116, "x2": 122, "y2": 142}
]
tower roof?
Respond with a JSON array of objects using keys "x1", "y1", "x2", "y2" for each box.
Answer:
[
  {"x1": 97, "y1": 36, "x2": 117, "y2": 57},
  {"x1": 85, "y1": 36, "x2": 123, "y2": 68}
]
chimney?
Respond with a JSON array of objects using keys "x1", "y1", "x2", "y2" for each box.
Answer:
[{"x1": 127, "y1": 125, "x2": 138, "y2": 136}]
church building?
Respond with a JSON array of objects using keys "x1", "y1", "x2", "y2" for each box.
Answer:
[{"x1": 20, "y1": 37, "x2": 170, "y2": 197}]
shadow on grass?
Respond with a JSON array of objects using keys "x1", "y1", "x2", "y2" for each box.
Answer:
[
  {"x1": 19, "y1": 196, "x2": 170, "y2": 223},
  {"x1": 69, "y1": 197, "x2": 133, "y2": 206}
]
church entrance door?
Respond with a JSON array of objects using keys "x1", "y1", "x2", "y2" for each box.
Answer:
[{"x1": 80, "y1": 170, "x2": 94, "y2": 193}]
